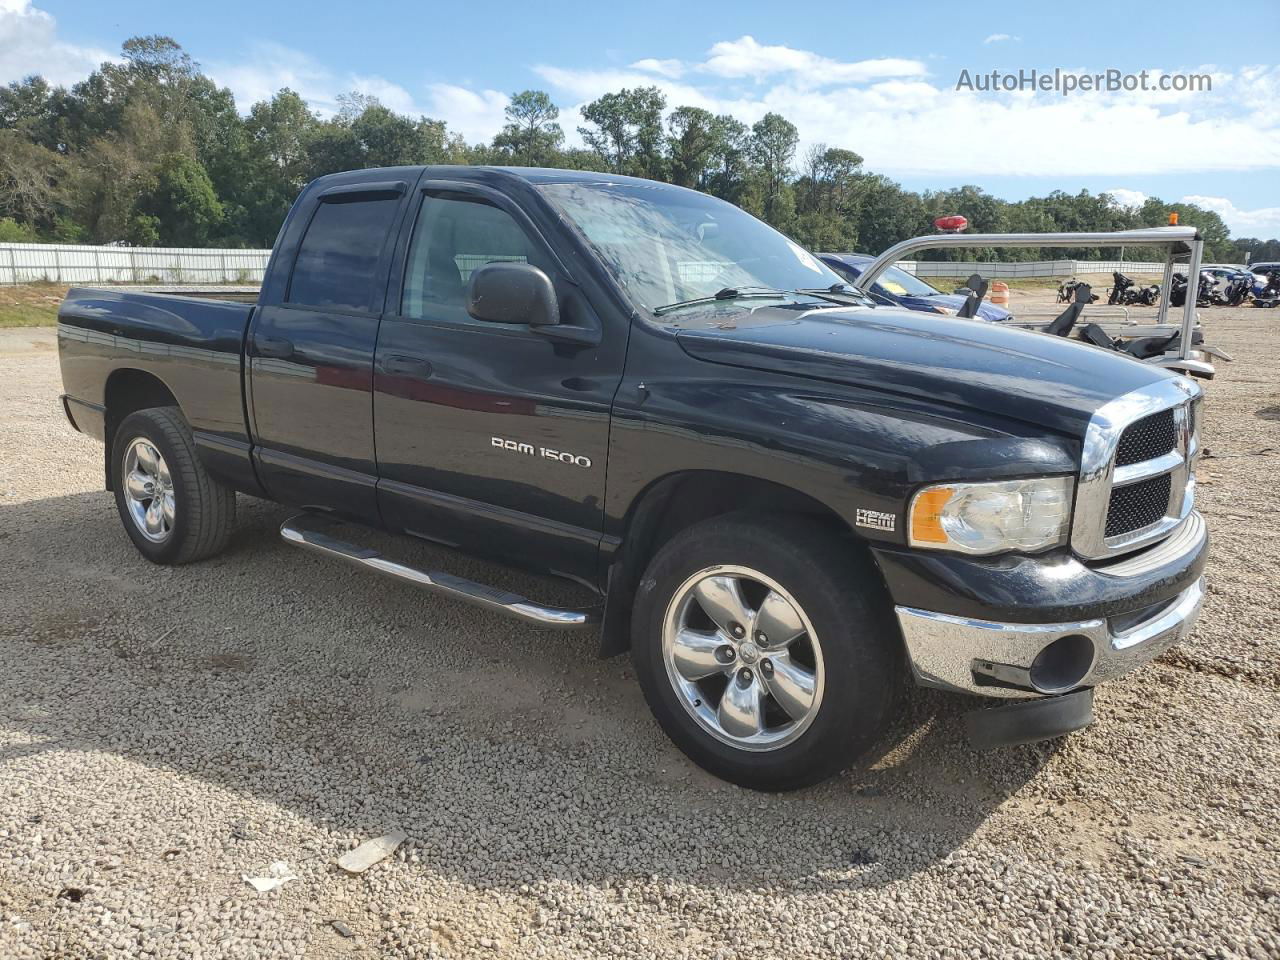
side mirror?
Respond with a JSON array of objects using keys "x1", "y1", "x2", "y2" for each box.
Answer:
[{"x1": 466, "y1": 262, "x2": 559, "y2": 327}]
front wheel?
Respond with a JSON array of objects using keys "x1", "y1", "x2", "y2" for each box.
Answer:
[
  {"x1": 630, "y1": 514, "x2": 903, "y2": 791},
  {"x1": 111, "y1": 406, "x2": 235, "y2": 564}
]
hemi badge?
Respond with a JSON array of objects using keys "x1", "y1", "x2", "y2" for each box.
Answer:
[{"x1": 856, "y1": 508, "x2": 895, "y2": 532}]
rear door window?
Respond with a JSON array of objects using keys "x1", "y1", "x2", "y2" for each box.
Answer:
[{"x1": 288, "y1": 197, "x2": 400, "y2": 312}]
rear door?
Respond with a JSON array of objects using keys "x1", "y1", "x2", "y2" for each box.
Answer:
[
  {"x1": 373, "y1": 182, "x2": 625, "y2": 583},
  {"x1": 248, "y1": 180, "x2": 408, "y2": 524}
]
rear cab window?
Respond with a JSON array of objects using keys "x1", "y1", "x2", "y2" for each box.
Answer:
[{"x1": 288, "y1": 194, "x2": 402, "y2": 313}]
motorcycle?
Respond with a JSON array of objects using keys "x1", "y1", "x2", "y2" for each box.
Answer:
[
  {"x1": 1254, "y1": 269, "x2": 1280, "y2": 307},
  {"x1": 1222, "y1": 271, "x2": 1254, "y2": 307},
  {"x1": 1107, "y1": 271, "x2": 1159, "y2": 307},
  {"x1": 1169, "y1": 270, "x2": 1214, "y2": 308},
  {"x1": 1058, "y1": 277, "x2": 1097, "y2": 304},
  {"x1": 1107, "y1": 271, "x2": 1134, "y2": 305}
]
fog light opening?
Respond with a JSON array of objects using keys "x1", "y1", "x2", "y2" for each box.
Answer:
[{"x1": 1029, "y1": 634, "x2": 1095, "y2": 694}]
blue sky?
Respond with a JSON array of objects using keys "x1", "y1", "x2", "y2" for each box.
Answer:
[{"x1": 7, "y1": 0, "x2": 1280, "y2": 237}]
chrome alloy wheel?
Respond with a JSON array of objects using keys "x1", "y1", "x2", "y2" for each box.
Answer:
[
  {"x1": 122, "y1": 437, "x2": 175, "y2": 543},
  {"x1": 661, "y1": 565, "x2": 826, "y2": 752}
]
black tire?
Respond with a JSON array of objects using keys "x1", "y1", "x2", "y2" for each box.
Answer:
[
  {"x1": 630, "y1": 513, "x2": 903, "y2": 791},
  {"x1": 111, "y1": 406, "x2": 235, "y2": 564}
]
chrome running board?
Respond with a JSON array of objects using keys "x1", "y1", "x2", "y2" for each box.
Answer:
[{"x1": 280, "y1": 513, "x2": 599, "y2": 630}]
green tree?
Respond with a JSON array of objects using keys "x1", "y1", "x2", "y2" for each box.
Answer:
[
  {"x1": 0, "y1": 218, "x2": 39, "y2": 242},
  {"x1": 704, "y1": 114, "x2": 752, "y2": 204},
  {"x1": 236, "y1": 89, "x2": 318, "y2": 244},
  {"x1": 665, "y1": 106, "x2": 716, "y2": 189},
  {"x1": 579, "y1": 86, "x2": 666, "y2": 178},
  {"x1": 850, "y1": 174, "x2": 928, "y2": 256},
  {"x1": 0, "y1": 76, "x2": 69, "y2": 151},
  {"x1": 0, "y1": 131, "x2": 64, "y2": 230},
  {"x1": 749, "y1": 113, "x2": 798, "y2": 202},
  {"x1": 133, "y1": 152, "x2": 223, "y2": 245},
  {"x1": 1135, "y1": 197, "x2": 1233, "y2": 261},
  {"x1": 492, "y1": 90, "x2": 563, "y2": 166},
  {"x1": 793, "y1": 144, "x2": 864, "y2": 248}
]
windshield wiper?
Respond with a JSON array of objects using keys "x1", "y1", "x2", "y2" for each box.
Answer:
[
  {"x1": 793, "y1": 284, "x2": 873, "y2": 306},
  {"x1": 653, "y1": 286, "x2": 789, "y2": 316}
]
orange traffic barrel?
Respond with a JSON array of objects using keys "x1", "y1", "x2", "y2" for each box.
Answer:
[{"x1": 990, "y1": 281, "x2": 1010, "y2": 306}]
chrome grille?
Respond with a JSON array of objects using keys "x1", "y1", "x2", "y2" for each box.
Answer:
[
  {"x1": 1115, "y1": 410, "x2": 1177, "y2": 467},
  {"x1": 1072, "y1": 379, "x2": 1201, "y2": 560},
  {"x1": 1105, "y1": 473, "x2": 1173, "y2": 537}
]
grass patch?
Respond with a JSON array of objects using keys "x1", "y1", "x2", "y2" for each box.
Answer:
[{"x1": 0, "y1": 283, "x2": 68, "y2": 328}]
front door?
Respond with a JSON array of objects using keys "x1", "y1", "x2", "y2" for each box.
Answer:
[{"x1": 373, "y1": 185, "x2": 625, "y2": 584}]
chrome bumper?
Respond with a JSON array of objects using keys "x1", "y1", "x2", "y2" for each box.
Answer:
[{"x1": 895, "y1": 576, "x2": 1205, "y2": 699}]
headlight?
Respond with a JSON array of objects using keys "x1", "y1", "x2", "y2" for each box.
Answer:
[{"x1": 908, "y1": 476, "x2": 1074, "y2": 555}]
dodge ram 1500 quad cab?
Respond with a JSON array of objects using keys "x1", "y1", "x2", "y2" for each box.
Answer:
[{"x1": 58, "y1": 166, "x2": 1208, "y2": 790}]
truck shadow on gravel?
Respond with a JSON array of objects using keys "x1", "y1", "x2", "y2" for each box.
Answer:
[{"x1": 1, "y1": 492, "x2": 1060, "y2": 896}]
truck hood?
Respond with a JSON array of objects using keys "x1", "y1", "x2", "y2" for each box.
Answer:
[{"x1": 674, "y1": 303, "x2": 1170, "y2": 437}]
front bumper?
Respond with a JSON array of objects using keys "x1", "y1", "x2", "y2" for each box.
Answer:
[
  {"x1": 883, "y1": 510, "x2": 1207, "y2": 699},
  {"x1": 896, "y1": 576, "x2": 1204, "y2": 698}
]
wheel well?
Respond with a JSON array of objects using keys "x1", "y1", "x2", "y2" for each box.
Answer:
[
  {"x1": 102, "y1": 369, "x2": 178, "y2": 490},
  {"x1": 599, "y1": 472, "x2": 862, "y2": 657}
]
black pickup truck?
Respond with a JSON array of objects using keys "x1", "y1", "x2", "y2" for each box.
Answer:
[{"x1": 58, "y1": 166, "x2": 1208, "y2": 790}]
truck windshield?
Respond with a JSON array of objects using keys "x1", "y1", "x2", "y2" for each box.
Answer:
[{"x1": 538, "y1": 181, "x2": 846, "y2": 315}]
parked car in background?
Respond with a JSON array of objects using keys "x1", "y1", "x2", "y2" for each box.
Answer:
[{"x1": 817, "y1": 252, "x2": 1014, "y2": 321}]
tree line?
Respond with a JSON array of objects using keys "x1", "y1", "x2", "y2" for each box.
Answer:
[{"x1": 2, "y1": 36, "x2": 1276, "y2": 265}]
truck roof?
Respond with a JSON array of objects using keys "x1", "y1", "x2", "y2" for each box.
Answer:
[{"x1": 307, "y1": 164, "x2": 691, "y2": 191}]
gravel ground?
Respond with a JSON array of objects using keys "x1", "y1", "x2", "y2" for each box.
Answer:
[{"x1": 1, "y1": 305, "x2": 1278, "y2": 959}]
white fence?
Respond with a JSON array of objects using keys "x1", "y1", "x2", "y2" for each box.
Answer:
[
  {"x1": 0, "y1": 243, "x2": 271, "y2": 285},
  {"x1": 0, "y1": 241, "x2": 1173, "y2": 286}
]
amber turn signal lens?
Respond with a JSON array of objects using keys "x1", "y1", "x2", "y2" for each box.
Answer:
[{"x1": 909, "y1": 487, "x2": 954, "y2": 544}]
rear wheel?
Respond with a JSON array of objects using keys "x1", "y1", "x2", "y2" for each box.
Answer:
[
  {"x1": 111, "y1": 406, "x2": 235, "y2": 564},
  {"x1": 630, "y1": 514, "x2": 902, "y2": 791}
]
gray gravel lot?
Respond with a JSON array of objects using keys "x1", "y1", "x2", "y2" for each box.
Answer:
[{"x1": 1, "y1": 307, "x2": 1278, "y2": 959}]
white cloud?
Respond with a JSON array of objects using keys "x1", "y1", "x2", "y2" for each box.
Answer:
[
  {"x1": 1105, "y1": 188, "x2": 1150, "y2": 208},
  {"x1": 1181, "y1": 195, "x2": 1280, "y2": 237},
  {"x1": 0, "y1": 0, "x2": 114, "y2": 87},
  {"x1": 700, "y1": 36, "x2": 927, "y2": 87},
  {"x1": 423, "y1": 84, "x2": 508, "y2": 142},
  {"x1": 983, "y1": 33, "x2": 1020, "y2": 44},
  {"x1": 630, "y1": 57, "x2": 684, "y2": 79},
  {"x1": 533, "y1": 64, "x2": 715, "y2": 109},
  {"x1": 209, "y1": 41, "x2": 454, "y2": 124},
  {"x1": 208, "y1": 42, "x2": 345, "y2": 114}
]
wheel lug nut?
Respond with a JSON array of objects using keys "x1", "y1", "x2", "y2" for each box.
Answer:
[
  {"x1": 739, "y1": 668, "x2": 753, "y2": 684},
  {"x1": 730, "y1": 623, "x2": 745, "y2": 638},
  {"x1": 715, "y1": 645, "x2": 736, "y2": 664},
  {"x1": 756, "y1": 632, "x2": 768, "y2": 646},
  {"x1": 761, "y1": 659, "x2": 773, "y2": 676}
]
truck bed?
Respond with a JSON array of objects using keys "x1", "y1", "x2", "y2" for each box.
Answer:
[{"x1": 57, "y1": 286, "x2": 256, "y2": 471}]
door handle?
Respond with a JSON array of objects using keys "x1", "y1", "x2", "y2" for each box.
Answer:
[
  {"x1": 380, "y1": 355, "x2": 433, "y2": 377},
  {"x1": 256, "y1": 335, "x2": 294, "y2": 359}
]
